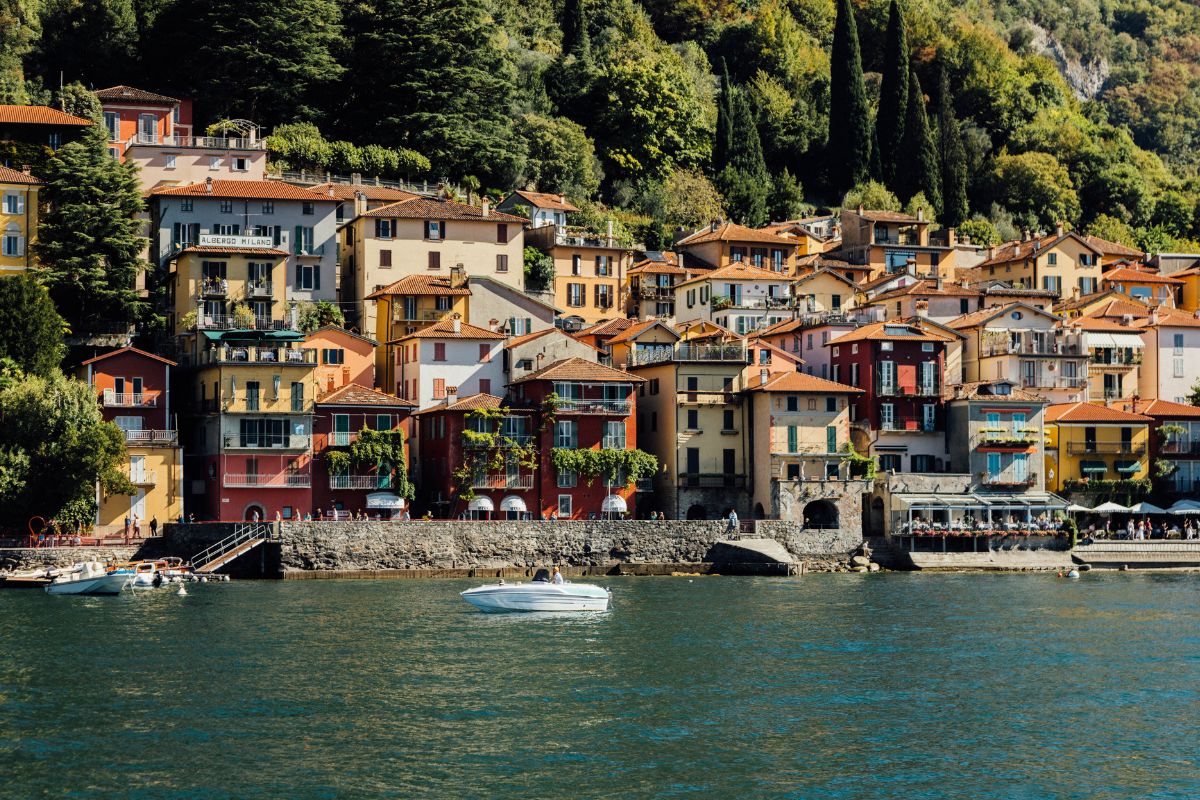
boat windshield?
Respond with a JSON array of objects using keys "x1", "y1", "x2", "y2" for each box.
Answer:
[{"x1": 532, "y1": 568, "x2": 551, "y2": 583}]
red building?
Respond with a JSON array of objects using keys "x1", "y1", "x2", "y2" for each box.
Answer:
[
  {"x1": 415, "y1": 357, "x2": 644, "y2": 519},
  {"x1": 1114, "y1": 398, "x2": 1200, "y2": 498},
  {"x1": 828, "y1": 320, "x2": 954, "y2": 472},
  {"x1": 312, "y1": 384, "x2": 415, "y2": 518}
]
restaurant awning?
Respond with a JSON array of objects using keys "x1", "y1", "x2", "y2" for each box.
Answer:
[
  {"x1": 366, "y1": 492, "x2": 404, "y2": 510},
  {"x1": 601, "y1": 494, "x2": 628, "y2": 513},
  {"x1": 1109, "y1": 333, "x2": 1146, "y2": 348},
  {"x1": 1115, "y1": 460, "x2": 1141, "y2": 474},
  {"x1": 1093, "y1": 501, "x2": 1130, "y2": 513},
  {"x1": 468, "y1": 496, "x2": 494, "y2": 512},
  {"x1": 499, "y1": 495, "x2": 527, "y2": 513},
  {"x1": 1080, "y1": 460, "x2": 1108, "y2": 475}
]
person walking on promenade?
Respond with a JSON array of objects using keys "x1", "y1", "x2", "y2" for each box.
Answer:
[
  {"x1": 149, "y1": 516, "x2": 158, "y2": 538},
  {"x1": 132, "y1": 513, "x2": 141, "y2": 539},
  {"x1": 726, "y1": 508, "x2": 738, "y2": 534},
  {"x1": 124, "y1": 515, "x2": 131, "y2": 541}
]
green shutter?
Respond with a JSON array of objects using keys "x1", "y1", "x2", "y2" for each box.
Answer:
[
  {"x1": 826, "y1": 426, "x2": 837, "y2": 453},
  {"x1": 787, "y1": 426, "x2": 798, "y2": 453},
  {"x1": 294, "y1": 225, "x2": 303, "y2": 255}
]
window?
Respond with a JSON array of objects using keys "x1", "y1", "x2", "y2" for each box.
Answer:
[
  {"x1": 555, "y1": 420, "x2": 578, "y2": 449},
  {"x1": 428, "y1": 251, "x2": 441, "y2": 270},
  {"x1": 832, "y1": 346, "x2": 840, "y2": 358},
  {"x1": 164, "y1": 154, "x2": 176, "y2": 170},
  {"x1": 1174, "y1": 334, "x2": 1184, "y2": 355},
  {"x1": 571, "y1": 255, "x2": 581, "y2": 276},
  {"x1": 851, "y1": 344, "x2": 858, "y2": 354},
  {"x1": 881, "y1": 403, "x2": 894, "y2": 430},
  {"x1": 432, "y1": 378, "x2": 446, "y2": 399},
  {"x1": 433, "y1": 343, "x2": 446, "y2": 361},
  {"x1": 922, "y1": 342, "x2": 934, "y2": 352},
  {"x1": 831, "y1": 294, "x2": 841, "y2": 311},
  {"x1": 723, "y1": 409, "x2": 735, "y2": 431},
  {"x1": 209, "y1": 156, "x2": 220, "y2": 170},
  {"x1": 595, "y1": 285, "x2": 613, "y2": 308},
  {"x1": 219, "y1": 200, "x2": 234, "y2": 214},
  {"x1": 497, "y1": 223, "x2": 508, "y2": 244},
  {"x1": 322, "y1": 349, "x2": 344, "y2": 365},
  {"x1": 1079, "y1": 277, "x2": 1096, "y2": 295},
  {"x1": 425, "y1": 221, "x2": 443, "y2": 241},
  {"x1": 103, "y1": 112, "x2": 119, "y2": 141},
  {"x1": 212, "y1": 223, "x2": 239, "y2": 236},
  {"x1": 557, "y1": 494, "x2": 573, "y2": 517},
  {"x1": 922, "y1": 404, "x2": 936, "y2": 431},
  {"x1": 986, "y1": 452, "x2": 1001, "y2": 478},
  {"x1": 295, "y1": 263, "x2": 318, "y2": 291},
  {"x1": 557, "y1": 469, "x2": 577, "y2": 488},
  {"x1": 650, "y1": 411, "x2": 658, "y2": 431},
  {"x1": 603, "y1": 420, "x2": 626, "y2": 449},
  {"x1": 880, "y1": 341, "x2": 893, "y2": 352},
  {"x1": 878, "y1": 361, "x2": 896, "y2": 393},
  {"x1": 1042, "y1": 275, "x2": 1062, "y2": 294},
  {"x1": 808, "y1": 398, "x2": 817, "y2": 410},
  {"x1": 826, "y1": 426, "x2": 837, "y2": 453},
  {"x1": 379, "y1": 249, "x2": 392, "y2": 268},
  {"x1": 479, "y1": 343, "x2": 491, "y2": 363},
  {"x1": 375, "y1": 219, "x2": 394, "y2": 239},
  {"x1": 826, "y1": 397, "x2": 837, "y2": 412},
  {"x1": 567, "y1": 283, "x2": 585, "y2": 307},
  {"x1": 686, "y1": 409, "x2": 699, "y2": 430},
  {"x1": 879, "y1": 454, "x2": 901, "y2": 472},
  {"x1": 245, "y1": 381, "x2": 260, "y2": 411},
  {"x1": 1047, "y1": 252, "x2": 1058, "y2": 266},
  {"x1": 496, "y1": 254, "x2": 508, "y2": 272},
  {"x1": 302, "y1": 202, "x2": 315, "y2": 215},
  {"x1": 649, "y1": 378, "x2": 659, "y2": 395},
  {"x1": 291, "y1": 382, "x2": 304, "y2": 412},
  {"x1": 180, "y1": 199, "x2": 193, "y2": 213},
  {"x1": 1, "y1": 226, "x2": 22, "y2": 257},
  {"x1": 479, "y1": 379, "x2": 491, "y2": 395},
  {"x1": 786, "y1": 426, "x2": 798, "y2": 453},
  {"x1": 786, "y1": 395, "x2": 798, "y2": 412},
  {"x1": 850, "y1": 363, "x2": 859, "y2": 387}
]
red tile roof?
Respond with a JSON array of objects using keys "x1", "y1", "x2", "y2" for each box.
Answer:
[
  {"x1": 869, "y1": 279, "x2": 981, "y2": 302},
  {"x1": 396, "y1": 317, "x2": 504, "y2": 341},
  {"x1": 675, "y1": 262, "x2": 792, "y2": 288},
  {"x1": 606, "y1": 319, "x2": 678, "y2": 345},
  {"x1": 946, "y1": 380, "x2": 1045, "y2": 402},
  {"x1": 1132, "y1": 307, "x2": 1200, "y2": 329},
  {"x1": 508, "y1": 190, "x2": 579, "y2": 212},
  {"x1": 151, "y1": 179, "x2": 338, "y2": 201},
  {"x1": 1101, "y1": 266, "x2": 1184, "y2": 285},
  {"x1": 678, "y1": 221, "x2": 800, "y2": 247},
  {"x1": 1084, "y1": 298, "x2": 1154, "y2": 320},
  {"x1": 1114, "y1": 399, "x2": 1200, "y2": 418},
  {"x1": 0, "y1": 105, "x2": 92, "y2": 126},
  {"x1": 750, "y1": 371, "x2": 862, "y2": 394},
  {"x1": 575, "y1": 317, "x2": 633, "y2": 338},
  {"x1": 366, "y1": 274, "x2": 471, "y2": 299},
  {"x1": 504, "y1": 328, "x2": 593, "y2": 351},
  {"x1": 317, "y1": 383, "x2": 415, "y2": 407},
  {"x1": 945, "y1": 302, "x2": 1055, "y2": 330},
  {"x1": 414, "y1": 393, "x2": 506, "y2": 414},
  {"x1": 853, "y1": 209, "x2": 924, "y2": 223},
  {"x1": 977, "y1": 232, "x2": 1101, "y2": 268},
  {"x1": 80, "y1": 345, "x2": 176, "y2": 367},
  {"x1": 306, "y1": 182, "x2": 419, "y2": 202},
  {"x1": 1066, "y1": 315, "x2": 1142, "y2": 332},
  {"x1": 0, "y1": 165, "x2": 40, "y2": 185},
  {"x1": 359, "y1": 196, "x2": 525, "y2": 223},
  {"x1": 829, "y1": 320, "x2": 954, "y2": 345},
  {"x1": 1045, "y1": 402, "x2": 1152, "y2": 424},
  {"x1": 510, "y1": 356, "x2": 644, "y2": 384},
  {"x1": 94, "y1": 85, "x2": 179, "y2": 105},
  {"x1": 1084, "y1": 235, "x2": 1144, "y2": 258},
  {"x1": 178, "y1": 245, "x2": 288, "y2": 257}
]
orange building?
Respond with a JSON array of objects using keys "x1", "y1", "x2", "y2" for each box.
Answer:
[{"x1": 304, "y1": 325, "x2": 378, "y2": 394}]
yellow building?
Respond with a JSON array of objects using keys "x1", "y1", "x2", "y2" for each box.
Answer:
[
  {"x1": 675, "y1": 221, "x2": 800, "y2": 273},
  {"x1": 1173, "y1": 265, "x2": 1200, "y2": 312},
  {"x1": 0, "y1": 164, "x2": 40, "y2": 275},
  {"x1": 367, "y1": 273, "x2": 471, "y2": 391},
  {"x1": 790, "y1": 267, "x2": 859, "y2": 315},
  {"x1": 837, "y1": 207, "x2": 956, "y2": 280},
  {"x1": 1043, "y1": 402, "x2": 1151, "y2": 492},
  {"x1": 169, "y1": 245, "x2": 291, "y2": 336},
  {"x1": 969, "y1": 229, "x2": 1104, "y2": 299},
  {"x1": 1100, "y1": 265, "x2": 1183, "y2": 308},
  {"x1": 523, "y1": 225, "x2": 631, "y2": 329}
]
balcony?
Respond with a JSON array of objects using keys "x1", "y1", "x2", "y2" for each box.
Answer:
[
  {"x1": 103, "y1": 390, "x2": 159, "y2": 408},
  {"x1": 192, "y1": 314, "x2": 291, "y2": 332},
  {"x1": 329, "y1": 474, "x2": 393, "y2": 490},
  {"x1": 881, "y1": 418, "x2": 938, "y2": 433},
  {"x1": 128, "y1": 470, "x2": 157, "y2": 486},
  {"x1": 980, "y1": 472, "x2": 1038, "y2": 488},
  {"x1": 1067, "y1": 442, "x2": 1147, "y2": 456},
  {"x1": 1162, "y1": 441, "x2": 1200, "y2": 456},
  {"x1": 123, "y1": 429, "x2": 178, "y2": 446},
  {"x1": 201, "y1": 278, "x2": 229, "y2": 298},
  {"x1": 223, "y1": 472, "x2": 312, "y2": 488},
  {"x1": 125, "y1": 133, "x2": 265, "y2": 150},
  {"x1": 977, "y1": 429, "x2": 1041, "y2": 447},
  {"x1": 980, "y1": 335, "x2": 1083, "y2": 357},
  {"x1": 877, "y1": 382, "x2": 941, "y2": 398},
  {"x1": 395, "y1": 308, "x2": 453, "y2": 324},
  {"x1": 1091, "y1": 352, "x2": 1142, "y2": 367},
  {"x1": 601, "y1": 435, "x2": 627, "y2": 450},
  {"x1": 677, "y1": 473, "x2": 747, "y2": 489},
  {"x1": 626, "y1": 343, "x2": 749, "y2": 367},
  {"x1": 223, "y1": 434, "x2": 311, "y2": 451},
  {"x1": 195, "y1": 346, "x2": 316, "y2": 366},
  {"x1": 711, "y1": 295, "x2": 791, "y2": 311},
  {"x1": 462, "y1": 431, "x2": 533, "y2": 448},
  {"x1": 330, "y1": 431, "x2": 358, "y2": 447},
  {"x1": 638, "y1": 286, "x2": 675, "y2": 300},
  {"x1": 295, "y1": 243, "x2": 325, "y2": 257},
  {"x1": 635, "y1": 478, "x2": 654, "y2": 492},
  {"x1": 555, "y1": 399, "x2": 630, "y2": 415},
  {"x1": 471, "y1": 474, "x2": 534, "y2": 490},
  {"x1": 1020, "y1": 376, "x2": 1087, "y2": 390},
  {"x1": 247, "y1": 281, "x2": 274, "y2": 299}
]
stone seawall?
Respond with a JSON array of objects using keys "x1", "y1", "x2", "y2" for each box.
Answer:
[
  {"x1": 159, "y1": 520, "x2": 864, "y2": 577},
  {"x1": 0, "y1": 546, "x2": 140, "y2": 572}
]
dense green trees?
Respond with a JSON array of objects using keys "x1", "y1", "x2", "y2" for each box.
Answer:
[
  {"x1": 828, "y1": 0, "x2": 871, "y2": 195},
  {"x1": 0, "y1": 275, "x2": 66, "y2": 377},
  {"x1": 895, "y1": 70, "x2": 940, "y2": 215},
  {"x1": 936, "y1": 61, "x2": 969, "y2": 228},
  {"x1": 876, "y1": 0, "x2": 908, "y2": 185},
  {"x1": 717, "y1": 92, "x2": 770, "y2": 226}
]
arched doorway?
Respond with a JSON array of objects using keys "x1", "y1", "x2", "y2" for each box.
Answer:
[
  {"x1": 803, "y1": 499, "x2": 839, "y2": 529},
  {"x1": 686, "y1": 504, "x2": 707, "y2": 520},
  {"x1": 870, "y1": 497, "x2": 885, "y2": 536},
  {"x1": 754, "y1": 502, "x2": 766, "y2": 520},
  {"x1": 243, "y1": 504, "x2": 266, "y2": 522}
]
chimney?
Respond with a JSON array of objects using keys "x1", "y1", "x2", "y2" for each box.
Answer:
[
  {"x1": 452, "y1": 314, "x2": 462, "y2": 334},
  {"x1": 710, "y1": 220, "x2": 719, "y2": 233},
  {"x1": 987, "y1": 246, "x2": 997, "y2": 260},
  {"x1": 327, "y1": 186, "x2": 335, "y2": 197},
  {"x1": 917, "y1": 207, "x2": 925, "y2": 222},
  {"x1": 947, "y1": 227, "x2": 957, "y2": 248},
  {"x1": 1055, "y1": 221, "x2": 1064, "y2": 237},
  {"x1": 1130, "y1": 394, "x2": 1139, "y2": 414},
  {"x1": 559, "y1": 195, "x2": 566, "y2": 205},
  {"x1": 857, "y1": 204, "x2": 864, "y2": 216},
  {"x1": 953, "y1": 384, "x2": 963, "y2": 399},
  {"x1": 450, "y1": 264, "x2": 467, "y2": 289},
  {"x1": 606, "y1": 219, "x2": 614, "y2": 243},
  {"x1": 20, "y1": 164, "x2": 30, "y2": 175},
  {"x1": 1021, "y1": 229, "x2": 1030, "y2": 242},
  {"x1": 1149, "y1": 308, "x2": 1159, "y2": 326},
  {"x1": 481, "y1": 198, "x2": 490, "y2": 218},
  {"x1": 759, "y1": 368, "x2": 769, "y2": 386},
  {"x1": 355, "y1": 191, "x2": 367, "y2": 217},
  {"x1": 205, "y1": 176, "x2": 213, "y2": 193},
  {"x1": 351, "y1": 172, "x2": 362, "y2": 186},
  {"x1": 444, "y1": 387, "x2": 457, "y2": 406}
]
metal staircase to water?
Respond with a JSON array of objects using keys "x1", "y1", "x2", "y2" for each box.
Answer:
[{"x1": 192, "y1": 523, "x2": 277, "y2": 573}]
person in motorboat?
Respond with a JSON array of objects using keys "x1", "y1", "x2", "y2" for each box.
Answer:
[{"x1": 552, "y1": 566, "x2": 564, "y2": 585}]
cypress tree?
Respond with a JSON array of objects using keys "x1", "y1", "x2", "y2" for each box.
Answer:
[
  {"x1": 937, "y1": 60, "x2": 969, "y2": 228},
  {"x1": 896, "y1": 68, "x2": 941, "y2": 215},
  {"x1": 829, "y1": 0, "x2": 872, "y2": 196},
  {"x1": 876, "y1": 0, "x2": 909, "y2": 186},
  {"x1": 718, "y1": 92, "x2": 770, "y2": 227},
  {"x1": 713, "y1": 59, "x2": 736, "y2": 173},
  {"x1": 563, "y1": 0, "x2": 591, "y2": 64}
]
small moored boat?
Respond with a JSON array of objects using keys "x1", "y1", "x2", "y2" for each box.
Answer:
[
  {"x1": 45, "y1": 562, "x2": 133, "y2": 596},
  {"x1": 461, "y1": 569, "x2": 611, "y2": 613}
]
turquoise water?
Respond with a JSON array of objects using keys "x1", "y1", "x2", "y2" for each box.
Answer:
[{"x1": 1, "y1": 573, "x2": 1198, "y2": 799}]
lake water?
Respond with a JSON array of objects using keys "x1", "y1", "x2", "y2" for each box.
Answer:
[{"x1": 1, "y1": 573, "x2": 1198, "y2": 799}]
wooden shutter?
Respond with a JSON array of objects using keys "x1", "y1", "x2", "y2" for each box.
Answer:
[
  {"x1": 423, "y1": 220, "x2": 430, "y2": 239},
  {"x1": 294, "y1": 225, "x2": 303, "y2": 255},
  {"x1": 497, "y1": 223, "x2": 507, "y2": 244},
  {"x1": 295, "y1": 261, "x2": 303, "y2": 287},
  {"x1": 313, "y1": 264, "x2": 321, "y2": 291}
]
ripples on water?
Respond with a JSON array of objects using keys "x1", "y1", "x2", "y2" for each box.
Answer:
[{"x1": 0, "y1": 573, "x2": 1198, "y2": 799}]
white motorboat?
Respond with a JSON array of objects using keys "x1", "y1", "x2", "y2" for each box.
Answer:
[
  {"x1": 45, "y1": 562, "x2": 132, "y2": 596},
  {"x1": 461, "y1": 569, "x2": 610, "y2": 613}
]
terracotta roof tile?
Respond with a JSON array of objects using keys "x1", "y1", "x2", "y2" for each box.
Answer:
[
  {"x1": 1132, "y1": 307, "x2": 1200, "y2": 328},
  {"x1": 358, "y1": 196, "x2": 525, "y2": 223},
  {"x1": 674, "y1": 320, "x2": 742, "y2": 341},
  {"x1": 0, "y1": 165, "x2": 40, "y2": 185},
  {"x1": 1045, "y1": 402, "x2": 1152, "y2": 424},
  {"x1": 853, "y1": 209, "x2": 924, "y2": 223},
  {"x1": 677, "y1": 221, "x2": 800, "y2": 247},
  {"x1": 1065, "y1": 315, "x2": 1142, "y2": 332},
  {"x1": 178, "y1": 245, "x2": 288, "y2": 257},
  {"x1": 1084, "y1": 235, "x2": 1144, "y2": 258},
  {"x1": 1113, "y1": 399, "x2": 1200, "y2": 418},
  {"x1": 414, "y1": 393, "x2": 505, "y2": 414},
  {"x1": 508, "y1": 190, "x2": 579, "y2": 212},
  {"x1": 606, "y1": 319, "x2": 678, "y2": 345},
  {"x1": 0, "y1": 105, "x2": 92, "y2": 126},
  {"x1": 1101, "y1": 266, "x2": 1184, "y2": 285},
  {"x1": 869, "y1": 279, "x2": 981, "y2": 302},
  {"x1": 1087, "y1": 298, "x2": 1155, "y2": 320},
  {"x1": 676, "y1": 262, "x2": 792, "y2": 288},
  {"x1": 945, "y1": 380, "x2": 1045, "y2": 402},
  {"x1": 151, "y1": 180, "x2": 338, "y2": 201},
  {"x1": 79, "y1": 345, "x2": 176, "y2": 367},
  {"x1": 750, "y1": 371, "x2": 862, "y2": 394},
  {"x1": 945, "y1": 302, "x2": 1056, "y2": 330},
  {"x1": 830, "y1": 320, "x2": 953, "y2": 345},
  {"x1": 395, "y1": 318, "x2": 504, "y2": 341},
  {"x1": 307, "y1": 182, "x2": 419, "y2": 202},
  {"x1": 575, "y1": 317, "x2": 633, "y2": 338},
  {"x1": 977, "y1": 232, "x2": 1104, "y2": 268},
  {"x1": 366, "y1": 275, "x2": 471, "y2": 299},
  {"x1": 510, "y1": 356, "x2": 644, "y2": 384},
  {"x1": 318, "y1": 383, "x2": 415, "y2": 407},
  {"x1": 94, "y1": 85, "x2": 179, "y2": 105}
]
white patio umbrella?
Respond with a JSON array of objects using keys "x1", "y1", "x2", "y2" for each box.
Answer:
[
  {"x1": 1092, "y1": 501, "x2": 1131, "y2": 514},
  {"x1": 1066, "y1": 503, "x2": 1093, "y2": 513},
  {"x1": 1129, "y1": 501, "x2": 1166, "y2": 514}
]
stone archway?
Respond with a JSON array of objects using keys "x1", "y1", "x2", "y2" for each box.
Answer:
[
  {"x1": 754, "y1": 502, "x2": 766, "y2": 520},
  {"x1": 869, "y1": 496, "x2": 885, "y2": 536},
  {"x1": 686, "y1": 504, "x2": 707, "y2": 520},
  {"x1": 803, "y1": 499, "x2": 839, "y2": 529},
  {"x1": 243, "y1": 503, "x2": 266, "y2": 522}
]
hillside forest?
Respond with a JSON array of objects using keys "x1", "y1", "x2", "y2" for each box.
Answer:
[{"x1": 3, "y1": 0, "x2": 1200, "y2": 250}]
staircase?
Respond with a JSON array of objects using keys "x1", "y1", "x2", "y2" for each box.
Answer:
[{"x1": 192, "y1": 523, "x2": 277, "y2": 574}]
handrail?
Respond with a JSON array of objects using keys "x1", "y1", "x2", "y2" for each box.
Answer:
[{"x1": 190, "y1": 522, "x2": 276, "y2": 570}]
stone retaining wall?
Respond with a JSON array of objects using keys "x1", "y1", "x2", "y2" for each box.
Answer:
[
  {"x1": 159, "y1": 519, "x2": 864, "y2": 576},
  {"x1": 0, "y1": 547, "x2": 140, "y2": 571}
]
